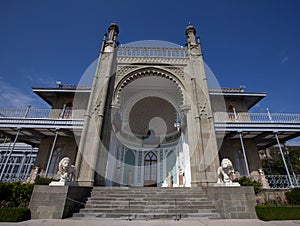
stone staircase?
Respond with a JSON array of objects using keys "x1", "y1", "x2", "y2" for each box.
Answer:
[{"x1": 72, "y1": 187, "x2": 222, "y2": 220}]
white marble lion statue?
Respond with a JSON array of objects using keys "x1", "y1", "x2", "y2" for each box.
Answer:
[
  {"x1": 217, "y1": 158, "x2": 234, "y2": 184},
  {"x1": 57, "y1": 157, "x2": 76, "y2": 182}
]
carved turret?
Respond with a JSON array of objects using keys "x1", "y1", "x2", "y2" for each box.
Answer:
[
  {"x1": 185, "y1": 24, "x2": 202, "y2": 55},
  {"x1": 186, "y1": 24, "x2": 197, "y2": 46},
  {"x1": 107, "y1": 22, "x2": 119, "y2": 45}
]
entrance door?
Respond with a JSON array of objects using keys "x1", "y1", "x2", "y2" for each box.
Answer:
[{"x1": 144, "y1": 151, "x2": 157, "y2": 187}]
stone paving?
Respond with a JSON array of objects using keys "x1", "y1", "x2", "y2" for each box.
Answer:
[{"x1": 1, "y1": 219, "x2": 300, "y2": 226}]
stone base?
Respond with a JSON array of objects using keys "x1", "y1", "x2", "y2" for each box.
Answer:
[
  {"x1": 214, "y1": 182, "x2": 241, "y2": 187},
  {"x1": 29, "y1": 185, "x2": 91, "y2": 219},
  {"x1": 204, "y1": 186, "x2": 257, "y2": 219},
  {"x1": 49, "y1": 181, "x2": 78, "y2": 186}
]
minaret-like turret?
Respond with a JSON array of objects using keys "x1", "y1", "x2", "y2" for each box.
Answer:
[
  {"x1": 107, "y1": 22, "x2": 119, "y2": 45},
  {"x1": 185, "y1": 24, "x2": 202, "y2": 55},
  {"x1": 186, "y1": 24, "x2": 197, "y2": 46}
]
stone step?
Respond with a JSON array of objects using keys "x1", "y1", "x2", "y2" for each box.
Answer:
[
  {"x1": 73, "y1": 187, "x2": 222, "y2": 220},
  {"x1": 72, "y1": 212, "x2": 221, "y2": 220},
  {"x1": 86, "y1": 197, "x2": 211, "y2": 205},
  {"x1": 86, "y1": 201, "x2": 213, "y2": 207},
  {"x1": 84, "y1": 204, "x2": 216, "y2": 210},
  {"x1": 79, "y1": 208, "x2": 215, "y2": 214},
  {"x1": 87, "y1": 196, "x2": 209, "y2": 201}
]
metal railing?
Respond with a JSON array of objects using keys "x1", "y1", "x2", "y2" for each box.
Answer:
[
  {"x1": 0, "y1": 172, "x2": 31, "y2": 182},
  {"x1": 0, "y1": 108, "x2": 85, "y2": 119},
  {"x1": 214, "y1": 112, "x2": 300, "y2": 123},
  {"x1": 117, "y1": 46, "x2": 187, "y2": 58},
  {"x1": 265, "y1": 175, "x2": 300, "y2": 188}
]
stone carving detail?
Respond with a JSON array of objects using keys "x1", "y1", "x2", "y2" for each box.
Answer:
[
  {"x1": 56, "y1": 157, "x2": 76, "y2": 182},
  {"x1": 117, "y1": 56, "x2": 188, "y2": 65},
  {"x1": 165, "y1": 66, "x2": 185, "y2": 80},
  {"x1": 199, "y1": 102, "x2": 207, "y2": 116},
  {"x1": 217, "y1": 158, "x2": 234, "y2": 184},
  {"x1": 116, "y1": 66, "x2": 138, "y2": 78}
]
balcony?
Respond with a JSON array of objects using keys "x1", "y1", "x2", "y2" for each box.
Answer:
[
  {"x1": 214, "y1": 112, "x2": 300, "y2": 131},
  {"x1": 0, "y1": 107, "x2": 85, "y2": 146},
  {"x1": 0, "y1": 108, "x2": 85, "y2": 129},
  {"x1": 214, "y1": 112, "x2": 300, "y2": 149}
]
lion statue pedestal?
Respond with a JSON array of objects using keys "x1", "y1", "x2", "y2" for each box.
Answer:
[
  {"x1": 49, "y1": 157, "x2": 78, "y2": 186},
  {"x1": 214, "y1": 158, "x2": 240, "y2": 187}
]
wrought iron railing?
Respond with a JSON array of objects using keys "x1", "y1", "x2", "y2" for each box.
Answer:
[
  {"x1": 0, "y1": 173, "x2": 31, "y2": 182},
  {"x1": 265, "y1": 175, "x2": 300, "y2": 188},
  {"x1": 214, "y1": 112, "x2": 300, "y2": 123},
  {"x1": 0, "y1": 108, "x2": 85, "y2": 119},
  {"x1": 117, "y1": 46, "x2": 187, "y2": 58}
]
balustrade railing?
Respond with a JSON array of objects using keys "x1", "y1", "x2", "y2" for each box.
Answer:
[
  {"x1": 214, "y1": 112, "x2": 300, "y2": 123},
  {"x1": 117, "y1": 46, "x2": 187, "y2": 58},
  {"x1": 265, "y1": 174, "x2": 300, "y2": 188},
  {"x1": 0, "y1": 108, "x2": 85, "y2": 119}
]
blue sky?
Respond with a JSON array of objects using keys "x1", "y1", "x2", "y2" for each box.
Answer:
[{"x1": 0, "y1": 0, "x2": 299, "y2": 113}]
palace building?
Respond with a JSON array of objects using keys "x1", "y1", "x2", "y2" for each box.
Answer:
[
  {"x1": 0, "y1": 23, "x2": 300, "y2": 220},
  {"x1": 1, "y1": 23, "x2": 300, "y2": 219}
]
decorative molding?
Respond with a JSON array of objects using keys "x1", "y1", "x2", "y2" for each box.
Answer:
[
  {"x1": 164, "y1": 66, "x2": 186, "y2": 81},
  {"x1": 117, "y1": 56, "x2": 188, "y2": 65},
  {"x1": 116, "y1": 65, "x2": 139, "y2": 78}
]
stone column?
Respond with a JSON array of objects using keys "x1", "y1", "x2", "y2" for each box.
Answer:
[
  {"x1": 76, "y1": 23, "x2": 119, "y2": 186},
  {"x1": 185, "y1": 25, "x2": 220, "y2": 186}
]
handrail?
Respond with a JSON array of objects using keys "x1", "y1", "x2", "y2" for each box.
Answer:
[
  {"x1": 214, "y1": 112, "x2": 300, "y2": 123},
  {"x1": 0, "y1": 108, "x2": 85, "y2": 119}
]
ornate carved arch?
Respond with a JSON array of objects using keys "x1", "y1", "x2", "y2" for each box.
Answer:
[{"x1": 113, "y1": 67, "x2": 185, "y2": 105}]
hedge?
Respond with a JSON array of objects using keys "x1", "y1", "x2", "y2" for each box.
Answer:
[
  {"x1": 0, "y1": 182, "x2": 34, "y2": 208},
  {"x1": 0, "y1": 208, "x2": 31, "y2": 222},
  {"x1": 286, "y1": 188, "x2": 300, "y2": 205},
  {"x1": 256, "y1": 205, "x2": 300, "y2": 221}
]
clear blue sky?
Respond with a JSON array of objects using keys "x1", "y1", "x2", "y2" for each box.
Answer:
[{"x1": 0, "y1": 0, "x2": 299, "y2": 113}]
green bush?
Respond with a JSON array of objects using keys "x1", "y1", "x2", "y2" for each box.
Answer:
[
  {"x1": 34, "y1": 177, "x2": 53, "y2": 185},
  {"x1": 256, "y1": 205, "x2": 300, "y2": 221},
  {"x1": 233, "y1": 176, "x2": 262, "y2": 194},
  {"x1": 0, "y1": 182, "x2": 34, "y2": 208},
  {"x1": 286, "y1": 188, "x2": 300, "y2": 205}
]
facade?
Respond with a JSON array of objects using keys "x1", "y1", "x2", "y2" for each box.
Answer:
[{"x1": 0, "y1": 23, "x2": 300, "y2": 188}]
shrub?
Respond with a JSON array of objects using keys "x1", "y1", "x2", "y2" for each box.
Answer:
[
  {"x1": 233, "y1": 176, "x2": 262, "y2": 194},
  {"x1": 34, "y1": 177, "x2": 53, "y2": 185},
  {"x1": 286, "y1": 188, "x2": 300, "y2": 205},
  {"x1": 0, "y1": 208, "x2": 31, "y2": 222},
  {"x1": 256, "y1": 205, "x2": 300, "y2": 221},
  {"x1": 0, "y1": 182, "x2": 34, "y2": 208}
]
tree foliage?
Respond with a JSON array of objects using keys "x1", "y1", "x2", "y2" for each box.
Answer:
[{"x1": 261, "y1": 146, "x2": 300, "y2": 175}]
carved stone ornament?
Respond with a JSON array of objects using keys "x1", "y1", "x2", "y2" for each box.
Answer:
[{"x1": 199, "y1": 102, "x2": 207, "y2": 116}]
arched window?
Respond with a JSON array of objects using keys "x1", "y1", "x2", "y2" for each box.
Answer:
[
  {"x1": 144, "y1": 151, "x2": 157, "y2": 187},
  {"x1": 49, "y1": 147, "x2": 61, "y2": 177},
  {"x1": 123, "y1": 150, "x2": 135, "y2": 186}
]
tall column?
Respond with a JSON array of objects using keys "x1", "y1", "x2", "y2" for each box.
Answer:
[
  {"x1": 185, "y1": 25, "x2": 220, "y2": 186},
  {"x1": 76, "y1": 23, "x2": 119, "y2": 186}
]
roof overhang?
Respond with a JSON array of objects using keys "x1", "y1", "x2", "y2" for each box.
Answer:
[
  {"x1": 32, "y1": 86, "x2": 91, "y2": 106},
  {"x1": 209, "y1": 91, "x2": 267, "y2": 110}
]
